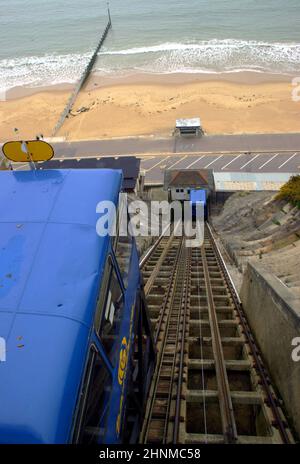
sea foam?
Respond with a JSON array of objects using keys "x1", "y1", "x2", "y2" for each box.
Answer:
[{"x1": 1, "y1": 39, "x2": 300, "y2": 92}]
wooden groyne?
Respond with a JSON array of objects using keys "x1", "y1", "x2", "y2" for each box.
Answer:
[{"x1": 52, "y1": 9, "x2": 112, "y2": 136}]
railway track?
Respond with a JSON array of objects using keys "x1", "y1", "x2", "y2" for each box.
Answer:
[{"x1": 139, "y1": 224, "x2": 294, "y2": 444}]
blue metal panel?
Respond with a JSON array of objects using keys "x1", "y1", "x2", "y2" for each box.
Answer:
[
  {"x1": 0, "y1": 314, "x2": 89, "y2": 443},
  {"x1": 19, "y1": 223, "x2": 108, "y2": 325},
  {"x1": 190, "y1": 189, "x2": 206, "y2": 205},
  {"x1": 0, "y1": 169, "x2": 123, "y2": 443},
  {"x1": 0, "y1": 223, "x2": 44, "y2": 311}
]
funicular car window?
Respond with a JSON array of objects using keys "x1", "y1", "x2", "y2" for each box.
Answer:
[
  {"x1": 115, "y1": 232, "x2": 132, "y2": 288},
  {"x1": 76, "y1": 347, "x2": 112, "y2": 444},
  {"x1": 100, "y1": 259, "x2": 124, "y2": 366},
  {"x1": 114, "y1": 196, "x2": 133, "y2": 289}
]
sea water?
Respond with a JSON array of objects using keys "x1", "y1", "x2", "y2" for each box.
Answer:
[{"x1": 1, "y1": 0, "x2": 300, "y2": 91}]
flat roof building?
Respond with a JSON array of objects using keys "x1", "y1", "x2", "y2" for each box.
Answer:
[{"x1": 175, "y1": 118, "x2": 203, "y2": 136}]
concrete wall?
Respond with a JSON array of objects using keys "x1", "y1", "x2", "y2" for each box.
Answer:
[
  {"x1": 240, "y1": 262, "x2": 300, "y2": 439},
  {"x1": 143, "y1": 186, "x2": 168, "y2": 201},
  {"x1": 170, "y1": 187, "x2": 190, "y2": 201}
]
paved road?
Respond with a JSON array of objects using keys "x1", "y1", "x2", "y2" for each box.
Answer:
[
  {"x1": 140, "y1": 151, "x2": 300, "y2": 183},
  {"x1": 45, "y1": 133, "x2": 300, "y2": 158},
  {"x1": 4, "y1": 134, "x2": 300, "y2": 182}
]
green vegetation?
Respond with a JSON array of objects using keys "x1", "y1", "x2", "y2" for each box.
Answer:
[
  {"x1": 238, "y1": 191, "x2": 250, "y2": 197},
  {"x1": 272, "y1": 219, "x2": 281, "y2": 226},
  {"x1": 276, "y1": 175, "x2": 300, "y2": 209}
]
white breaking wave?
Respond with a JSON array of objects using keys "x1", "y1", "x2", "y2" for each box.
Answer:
[
  {"x1": 99, "y1": 39, "x2": 300, "y2": 73},
  {"x1": 0, "y1": 52, "x2": 91, "y2": 92},
  {"x1": 100, "y1": 39, "x2": 300, "y2": 57},
  {"x1": 101, "y1": 39, "x2": 300, "y2": 55},
  {"x1": 1, "y1": 39, "x2": 300, "y2": 92}
]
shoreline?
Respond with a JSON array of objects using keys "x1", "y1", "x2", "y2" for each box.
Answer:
[
  {"x1": 2, "y1": 70, "x2": 296, "y2": 101},
  {"x1": 1, "y1": 71, "x2": 299, "y2": 141}
]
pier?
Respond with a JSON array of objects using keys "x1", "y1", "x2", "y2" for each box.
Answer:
[{"x1": 52, "y1": 7, "x2": 112, "y2": 136}]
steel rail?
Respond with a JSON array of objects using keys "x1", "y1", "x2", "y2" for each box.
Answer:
[
  {"x1": 139, "y1": 223, "x2": 171, "y2": 270},
  {"x1": 143, "y1": 233, "x2": 175, "y2": 297},
  {"x1": 206, "y1": 222, "x2": 292, "y2": 444},
  {"x1": 162, "y1": 245, "x2": 186, "y2": 443},
  {"x1": 201, "y1": 235, "x2": 238, "y2": 443},
  {"x1": 140, "y1": 223, "x2": 293, "y2": 444},
  {"x1": 173, "y1": 246, "x2": 190, "y2": 443},
  {"x1": 140, "y1": 237, "x2": 184, "y2": 443},
  {"x1": 152, "y1": 238, "x2": 183, "y2": 346}
]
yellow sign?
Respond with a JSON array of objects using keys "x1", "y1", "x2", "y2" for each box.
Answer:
[
  {"x1": 118, "y1": 337, "x2": 128, "y2": 386},
  {"x1": 2, "y1": 140, "x2": 54, "y2": 163},
  {"x1": 115, "y1": 304, "x2": 135, "y2": 436},
  {"x1": 116, "y1": 336, "x2": 128, "y2": 435}
]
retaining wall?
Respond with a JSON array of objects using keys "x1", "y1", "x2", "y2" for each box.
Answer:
[{"x1": 240, "y1": 262, "x2": 300, "y2": 439}]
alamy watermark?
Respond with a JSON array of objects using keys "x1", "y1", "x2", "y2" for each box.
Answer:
[
  {"x1": 96, "y1": 193, "x2": 205, "y2": 248},
  {"x1": 291, "y1": 337, "x2": 300, "y2": 362}
]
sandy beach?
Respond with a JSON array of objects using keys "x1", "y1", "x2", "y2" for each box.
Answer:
[{"x1": 1, "y1": 73, "x2": 300, "y2": 141}]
